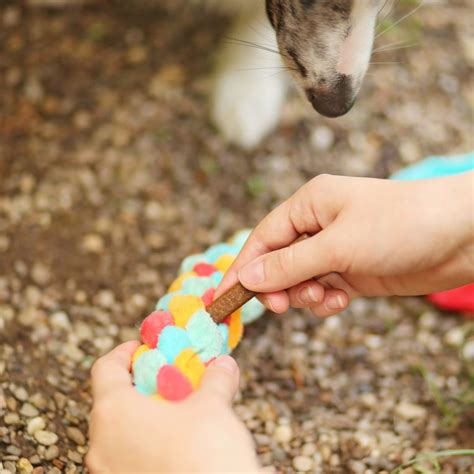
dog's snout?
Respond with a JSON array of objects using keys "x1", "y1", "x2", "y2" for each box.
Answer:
[{"x1": 305, "y1": 74, "x2": 355, "y2": 118}]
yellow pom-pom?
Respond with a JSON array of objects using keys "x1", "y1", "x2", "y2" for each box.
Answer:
[
  {"x1": 228, "y1": 309, "x2": 243, "y2": 349},
  {"x1": 151, "y1": 393, "x2": 167, "y2": 402},
  {"x1": 169, "y1": 294, "x2": 205, "y2": 327},
  {"x1": 168, "y1": 272, "x2": 197, "y2": 292},
  {"x1": 214, "y1": 254, "x2": 235, "y2": 273},
  {"x1": 175, "y1": 348, "x2": 205, "y2": 389},
  {"x1": 132, "y1": 344, "x2": 150, "y2": 366}
]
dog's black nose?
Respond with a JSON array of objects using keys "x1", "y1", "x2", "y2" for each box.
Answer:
[{"x1": 305, "y1": 74, "x2": 355, "y2": 118}]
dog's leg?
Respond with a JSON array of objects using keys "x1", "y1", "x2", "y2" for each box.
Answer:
[{"x1": 211, "y1": 4, "x2": 287, "y2": 150}]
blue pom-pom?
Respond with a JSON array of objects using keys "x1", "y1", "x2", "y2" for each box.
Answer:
[
  {"x1": 133, "y1": 349, "x2": 167, "y2": 395},
  {"x1": 186, "y1": 310, "x2": 223, "y2": 362},
  {"x1": 218, "y1": 323, "x2": 229, "y2": 355},
  {"x1": 158, "y1": 326, "x2": 192, "y2": 363}
]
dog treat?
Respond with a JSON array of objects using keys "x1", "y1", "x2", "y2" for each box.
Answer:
[
  {"x1": 207, "y1": 233, "x2": 309, "y2": 322},
  {"x1": 132, "y1": 229, "x2": 266, "y2": 401}
]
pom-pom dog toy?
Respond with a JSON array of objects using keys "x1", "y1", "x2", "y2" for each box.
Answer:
[{"x1": 131, "y1": 230, "x2": 267, "y2": 401}]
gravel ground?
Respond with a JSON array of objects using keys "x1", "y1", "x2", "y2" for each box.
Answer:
[{"x1": 1, "y1": 0, "x2": 473, "y2": 473}]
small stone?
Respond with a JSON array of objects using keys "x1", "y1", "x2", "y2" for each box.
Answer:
[
  {"x1": 395, "y1": 401, "x2": 427, "y2": 420},
  {"x1": 32, "y1": 468, "x2": 44, "y2": 474},
  {"x1": 7, "y1": 445, "x2": 21, "y2": 456},
  {"x1": 95, "y1": 290, "x2": 115, "y2": 308},
  {"x1": 34, "y1": 430, "x2": 58, "y2": 446},
  {"x1": 310, "y1": 126, "x2": 335, "y2": 151},
  {"x1": 31, "y1": 263, "x2": 51, "y2": 286},
  {"x1": 50, "y1": 311, "x2": 71, "y2": 330},
  {"x1": 67, "y1": 451, "x2": 83, "y2": 464},
  {"x1": 66, "y1": 427, "x2": 85, "y2": 446},
  {"x1": 43, "y1": 445, "x2": 59, "y2": 461},
  {"x1": 81, "y1": 234, "x2": 104, "y2": 253},
  {"x1": 20, "y1": 403, "x2": 39, "y2": 418},
  {"x1": 16, "y1": 459, "x2": 33, "y2": 474},
  {"x1": 30, "y1": 393, "x2": 48, "y2": 410},
  {"x1": 301, "y1": 443, "x2": 316, "y2": 456},
  {"x1": 292, "y1": 455, "x2": 313, "y2": 472},
  {"x1": 463, "y1": 340, "x2": 474, "y2": 360},
  {"x1": 27, "y1": 417, "x2": 46, "y2": 435},
  {"x1": 4, "y1": 412, "x2": 20, "y2": 425},
  {"x1": 13, "y1": 387, "x2": 28, "y2": 402},
  {"x1": 274, "y1": 424, "x2": 293, "y2": 444},
  {"x1": 28, "y1": 455, "x2": 41, "y2": 466},
  {"x1": 291, "y1": 332, "x2": 308, "y2": 345},
  {"x1": 445, "y1": 327, "x2": 465, "y2": 347}
]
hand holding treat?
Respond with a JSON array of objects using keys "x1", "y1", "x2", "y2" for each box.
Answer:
[
  {"x1": 87, "y1": 342, "x2": 259, "y2": 473},
  {"x1": 217, "y1": 172, "x2": 474, "y2": 318}
]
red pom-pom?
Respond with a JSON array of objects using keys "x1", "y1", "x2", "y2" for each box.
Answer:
[
  {"x1": 201, "y1": 288, "x2": 215, "y2": 307},
  {"x1": 140, "y1": 311, "x2": 174, "y2": 348},
  {"x1": 156, "y1": 365, "x2": 193, "y2": 401},
  {"x1": 193, "y1": 263, "x2": 217, "y2": 277}
]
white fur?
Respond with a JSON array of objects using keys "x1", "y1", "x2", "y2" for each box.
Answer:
[
  {"x1": 337, "y1": 2, "x2": 377, "y2": 82},
  {"x1": 211, "y1": 2, "x2": 287, "y2": 149}
]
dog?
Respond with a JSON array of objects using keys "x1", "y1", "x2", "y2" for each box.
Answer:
[{"x1": 210, "y1": 0, "x2": 388, "y2": 149}]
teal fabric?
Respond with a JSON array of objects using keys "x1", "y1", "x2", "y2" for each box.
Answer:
[{"x1": 391, "y1": 152, "x2": 474, "y2": 181}]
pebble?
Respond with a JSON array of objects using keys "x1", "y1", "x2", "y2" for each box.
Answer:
[
  {"x1": 43, "y1": 445, "x2": 59, "y2": 461},
  {"x1": 13, "y1": 387, "x2": 28, "y2": 402},
  {"x1": 31, "y1": 263, "x2": 51, "y2": 286},
  {"x1": 81, "y1": 234, "x2": 104, "y2": 253},
  {"x1": 4, "y1": 412, "x2": 20, "y2": 425},
  {"x1": 67, "y1": 451, "x2": 83, "y2": 464},
  {"x1": 462, "y1": 340, "x2": 474, "y2": 360},
  {"x1": 444, "y1": 327, "x2": 465, "y2": 347},
  {"x1": 310, "y1": 126, "x2": 335, "y2": 151},
  {"x1": 66, "y1": 427, "x2": 86, "y2": 446},
  {"x1": 20, "y1": 403, "x2": 39, "y2": 418},
  {"x1": 34, "y1": 430, "x2": 58, "y2": 446},
  {"x1": 27, "y1": 417, "x2": 46, "y2": 435},
  {"x1": 274, "y1": 425, "x2": 293, "y2": 444},
  {"x1": 395, "y1": 401, "x2": 427, "y2": 420},
  {"x1": 50, "y1": 311, "x2": 71, "y2": 330},
  {"x1": 292, "y1": 455, "x2": 313, "y2": 472},
  {"x1": 16, "y1": 459, "x2": 33, "y2": 474}
]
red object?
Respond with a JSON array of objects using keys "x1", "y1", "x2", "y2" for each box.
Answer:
[
  {"x1": 140, "y1": 311, "x2": 175, "y2": 348},
  {"x1": 156, "y1": 365, "x2": 193, "y2": 401},
  {"x1": 201, "y1": 288, "x2": 215, "y2": 307},
  {"x1": 193, "y1": 263, "x2": 217, "y2": 277},
  {"x1": 427, "y1": 283, "x2": 474, "y2": 317}
]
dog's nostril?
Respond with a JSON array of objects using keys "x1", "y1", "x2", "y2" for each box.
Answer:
[{"x1": 305, "y1": 74, "x2": 355, "y2": 118}]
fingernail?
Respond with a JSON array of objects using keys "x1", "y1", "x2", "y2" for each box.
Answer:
[
  {"x1": 327, "y1": 295, "x2": 346, "y2": 311},
  {"x1": 261, "y1": 296, "x2": 275, "y2": 312},
  {"x1": 212, "y1": 355, "x2": 237, "y2": 374},
  {"x1": 239, "y1": 261, "x2": 264, "y2": 286},
  {"x1": 298, "y1": 286, "x2": 320, "y2": 304}
]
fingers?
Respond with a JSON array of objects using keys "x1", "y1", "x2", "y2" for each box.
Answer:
[
  {"x1": 258, "y1": 290, "x2": 290, "y2": 314},
  {"x1": 91, "y1": 340, "x2": 141, "y2": 401},
  {"x1": 308, "y1": 288, "x2": 349, "y2": 317},
  {"x1": 197, "y1": 355, "x2": 240, "y2": 404},
  {"x1": 215, "y1": 181, "x2": 328, "y2": 299},
  {"x1": 286, "y1": 280, "x2": 325, "y2": 308},
  {"x1": 238, "y1": 229, "x2": 340, "y2": 293}
]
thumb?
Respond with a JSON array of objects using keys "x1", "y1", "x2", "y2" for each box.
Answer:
[
  {"x1": 238, "y1": 230, "x2": 339, "y2": 292},
  {"x1": 198, "y1": 355, "x2": 240, "y2": 404}
]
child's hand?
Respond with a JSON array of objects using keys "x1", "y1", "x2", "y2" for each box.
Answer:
[
  {"x1": 87, "y1": 341, "x2": 260, "y2": 473},
  {"x1": 217, "y1": 172, "x2": 474, "y2": 317}
]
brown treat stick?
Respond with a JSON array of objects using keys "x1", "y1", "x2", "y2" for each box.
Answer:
[{"x1": 207, "y1": 233, "x2": 310, "y2": 322}]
